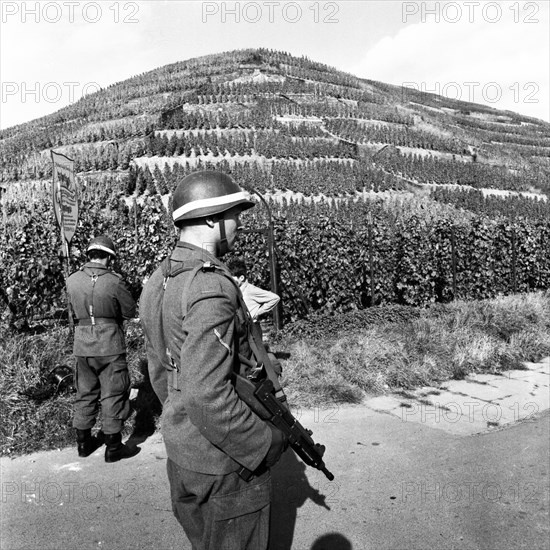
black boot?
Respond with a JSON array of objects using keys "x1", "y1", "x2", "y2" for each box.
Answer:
[
  {"x1": 76, "y1": 429, "x2": 104, "y2": 457},
  {"x1": 104, "y1": 432, "x2": 140, "y2": 463}
]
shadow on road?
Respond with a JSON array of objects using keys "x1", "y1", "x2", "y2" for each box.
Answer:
[
  {"x1": 270, "y1": 449, "x2": 343, "y2": 550},
  {"x1": 126, "y1": 366, "x2": 162, "y2": 447},
  {"x1": 311, "y1": 532, "x2": 353, "y2": 549}
]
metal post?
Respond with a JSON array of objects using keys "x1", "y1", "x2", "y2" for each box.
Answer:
[
  {"x1": 511, "y1": 226, "x2": 517, "y2": 293},
  {"x1": 133, "y1": 197, "x2": 139, "y2": 247},
  {"x1": 451, "y1": 226, "x2": 457, "y2": 299},
  {"x1": 368, "y1": 212, "x2": 375, "y2": 305},
  {"x1": 267, "y1": 218, "x2": 282, "y2": 330},
  {"x1": 58, "y1": 195, "x2": 74, "y2": 331},
  {"x1": 249, "y1": 188, "x2": 282, "y2": 331},
  {"x1": 62, "y1": 238, "x2": 74, "y2": 331}
]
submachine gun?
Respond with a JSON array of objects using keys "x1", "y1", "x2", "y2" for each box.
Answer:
[{"x1": 234, "y1": 363, "x2": 335, "y2": 482}]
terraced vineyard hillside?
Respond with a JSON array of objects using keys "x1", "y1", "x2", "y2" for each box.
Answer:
[
  {"x1": 1, "y1": 49, "x2": 549, "y2": 324},
  {"x1": 1, "y1": 48, "x2": 549, "y2": 198}
]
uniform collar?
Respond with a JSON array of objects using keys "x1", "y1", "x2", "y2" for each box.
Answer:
[
  {"x1": 172, "y1": 241, "x2": 225, "y2": 269},
  {"x1": 83, "y1": 261, "x2": 109, "y2": 271}
]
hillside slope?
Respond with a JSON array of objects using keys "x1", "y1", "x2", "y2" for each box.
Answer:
[{"x1": 1, "y1": 48, "x2": 548, "y2": 201}]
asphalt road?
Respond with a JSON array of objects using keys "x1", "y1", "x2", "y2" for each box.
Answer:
[{"x1": 1, "y1": 400, "x2": 549, "y2": 550}]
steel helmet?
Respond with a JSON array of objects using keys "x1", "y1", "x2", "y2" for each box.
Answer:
[
  {"x1": 172, "y1": 171, "x2": 255, "y2": 223},
  {"x1": 86, "y1": 235, "x2": 116, "y2": 257}
]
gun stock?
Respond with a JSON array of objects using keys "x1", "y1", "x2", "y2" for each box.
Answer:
[{"x1": 233, "y1": 373, "x2": 334, "y2": 481}]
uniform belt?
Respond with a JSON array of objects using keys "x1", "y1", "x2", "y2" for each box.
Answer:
[{"x1": 76, "y1": 318, "x2": 119, "y2": 326}]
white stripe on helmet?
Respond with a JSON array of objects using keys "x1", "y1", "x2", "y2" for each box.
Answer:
[
  {"x1": 172, "y1": 191, "x2": 251, "y2": 220},
  {"x1": 88, "y1": 244, "x2": 116, "y2": 256}
]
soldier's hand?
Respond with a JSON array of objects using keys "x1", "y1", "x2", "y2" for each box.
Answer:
[{"x1": 264, "y1": 425, "x2": 288, "y2": 468}]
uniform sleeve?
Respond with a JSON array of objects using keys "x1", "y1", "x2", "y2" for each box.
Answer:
[
  {"x1": 139, "y1": 273, "x2": 168, "y2": 404},
  {"x1": 144, "y1": 336, "x2": 169, "y2": 404},
  {"x1": 176, "y1": 274, "x2": 271, "y2": 471},
  {"x1": 117, "y1": 279, "x2": 137, "y2": 320}
]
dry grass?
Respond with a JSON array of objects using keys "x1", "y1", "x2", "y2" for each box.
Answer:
[
  {"x1": 276, "y1": 291, "x2": 550, "y2": 407},
  {"x1": 1, "y1": 291, "x2": 549, "y2": 454},
  {"x1": 0, "y1": 322, "x2": 159, "y2": 456},
  {"x1": 0, "y1": 327, "x2": 75, "y2": 455}
]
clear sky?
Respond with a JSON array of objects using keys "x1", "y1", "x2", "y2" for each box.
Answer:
[{"x1": 0, "y1": 0, "x2": 548, "y2": 130}]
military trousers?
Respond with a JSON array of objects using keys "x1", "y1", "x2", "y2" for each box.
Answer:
[
  {"x1": 166, "y1": 458, "x2": 271, "y2": 550},
  {"x1": 73, "y1": 354, "x2": 131, "y2": 434}
]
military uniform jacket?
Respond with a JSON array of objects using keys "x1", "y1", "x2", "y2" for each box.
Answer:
[
  {"x1": 67, "y1": 262, "x2": 137, "y2": 357},
  {"x1": 139, "y1": 242, "x2": 271, "y2": 475}
]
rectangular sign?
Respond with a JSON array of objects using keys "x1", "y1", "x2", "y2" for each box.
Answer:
[{"x1": 51, "y1": 150, "x2": 78, "y2": 243}]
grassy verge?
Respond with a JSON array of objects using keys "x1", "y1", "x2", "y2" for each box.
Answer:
[
  {"x1": 1, "y1": 291, "x2": 549, "y2": 456},
  {"x1": 274, "y1": 291, "x2": 550, "y2": 407},
  {"x1": 0, "y1": 322, "x2": 156, "y2": 457}
]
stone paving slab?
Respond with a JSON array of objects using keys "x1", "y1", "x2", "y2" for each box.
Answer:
[
  {"x1": 494, "y1": 393, "x2": 549, "y2": 424},
  {"x1": 363, "y1": 358, "x2": 550, "y2": 436},
  {"x1": 461, "y1": 396, "x2": 538, "y2": 426},
  {"x1": 531, "y1": 384, "x2": 550, "y2": 408},
  {"x1": 386, "y1": 391, "x2": 538, "y2": 435},
  {"x1": 365, "y1": 390, "x2": 490, "y2": 435},
  {"x1": 504, "y1": 369, "x2": 533, "y2": 379},
  {"x1": 439, "y1": 379, "x2": 512, "y2": 401},
  {"x1": 397, "y1": 403, "x2": 488, "y2": 436},
  {"x1": 361, "y1": 394, "x2": 485, "y2": 435},
  {"x1": 407, "y1": 391, "x2": 493, "y2": 434},
  {"x1": 483, "y1": 377, "x2": 540, "y2": 399},
  {"x1": 464, "y1": 373, "x2": 504, "y2": 383},
  {"x1": 505, "y1": 370, "x2": 550, "y2": 385},
  {"x1": 524, "y1": 358, "x2": 550, "y2": 373}
]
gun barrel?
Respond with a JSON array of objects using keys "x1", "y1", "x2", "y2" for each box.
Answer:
[
  {"x1": 292, "y1": 443, "x2": 335, "y2": 481},
  {"x1": 235, "y1": 373, "x2": 335, "y2": 481}
]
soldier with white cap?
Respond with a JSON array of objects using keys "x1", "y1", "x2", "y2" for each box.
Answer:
[{"x1": 66, "y1": 235, "x2": 139, "y2": 462}]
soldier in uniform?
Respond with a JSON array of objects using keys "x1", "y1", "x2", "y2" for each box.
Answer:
[
  {"x1": 140, "y1": 171, "x2": 287, "y2": 550},
  {"x1": 67, "y1": 235, "x2": 139, "y2": 462}
]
